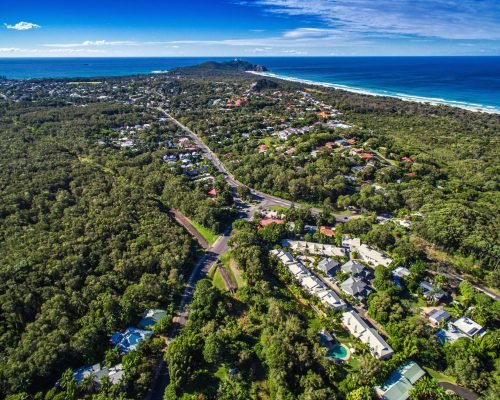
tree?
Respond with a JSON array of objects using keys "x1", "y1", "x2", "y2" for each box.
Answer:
[{"x1": 347, "y1": 386, "x2": 373, "y2": 400}]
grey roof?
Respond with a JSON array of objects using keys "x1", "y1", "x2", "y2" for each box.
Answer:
[
  {"x1": 317, "y1": 258, "x2": 340, "y2": 273},
  {"x1": 341, "y1": 260, "x2": 365, "y2": 275},
  {"x1": 341, "y1": 276, "x2": 367, "y2": 296},
  {"x1": 419, "y1": 281, "x2": 445, "y2": 299},
  {"x1": 428, "y1": 309, "x2": 451, "y2": 323}
]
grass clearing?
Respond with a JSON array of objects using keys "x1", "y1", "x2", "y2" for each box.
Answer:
[
  {"x1": 220, "y1": 253, "x2": 246, "y2": 288},
  {"x1": 424, "y1": 367, "x2": 457, "y2": 384},
  {"x1": 212, "y1": 267, "x2": 226, "y2": 291},
  {"x1": 188, "y1": 219, "x2": 219, "y2": 245}
]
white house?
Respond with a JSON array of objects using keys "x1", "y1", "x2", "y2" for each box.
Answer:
[
  {"x1": 342, "y1": 237, "x2": 392, "y2": 267},
  {"x1": 282, "y1": 240, "x2": 346, "y2": 257},
  {"x1": 452, "y1": 316, "x2": 486, "y2": 338},
  {"x1": 317, "y1": 289, "x2": 346, "y2": 310},
  {"x1": 342, "y1": 310, "x2": 393, "y2": 360}
]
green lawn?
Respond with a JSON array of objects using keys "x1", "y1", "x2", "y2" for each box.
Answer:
[
  {"x1": 212, "y1": 268, "x2": 226, "y2": 291},
  {"x1": 424, "y1": 367, "x2": 457, "y2": 384},
  {"x1": 188, "y1": 218, "x2": 219, "y2": 245},
  {"x1": 220, "y1": 253, "x2": 247, "y2": 288}
]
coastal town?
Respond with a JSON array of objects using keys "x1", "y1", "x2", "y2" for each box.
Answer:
[{"x1": 0, "y1": 60, "x2": 498, "y2": 400}]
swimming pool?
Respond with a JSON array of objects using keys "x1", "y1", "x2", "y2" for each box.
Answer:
[{"x1": 327, "y1": 344, "x2": 349, "y2": 360}]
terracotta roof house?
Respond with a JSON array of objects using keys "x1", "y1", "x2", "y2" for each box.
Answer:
[{"x1": 320, "y1": 226, "x2": 336, "y2": 237}]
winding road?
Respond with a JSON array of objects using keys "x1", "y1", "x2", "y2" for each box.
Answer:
[{"x1": 145, "y1": 105, "x2": 498, "y2": 399}]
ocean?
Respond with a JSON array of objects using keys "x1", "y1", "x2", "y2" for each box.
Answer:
[{"x1": 0, "y1": 57, "x2": 499, "y2": 113}]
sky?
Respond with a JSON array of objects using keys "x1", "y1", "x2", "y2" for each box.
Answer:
[{"x1": 1, "y1": 0, "x2": 500, "y2": 57}]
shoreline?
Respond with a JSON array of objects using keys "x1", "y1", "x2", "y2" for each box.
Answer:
[{"x1": 248, "y1": 71, "x2": 500, "y2": 115}]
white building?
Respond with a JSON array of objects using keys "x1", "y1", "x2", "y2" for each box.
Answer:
[
  {"x1": 342, "y1": 237, "x2": 392, "y2": 267},
  {"x1": 282, "y1": 239, "x2": 346, "y2": 257},
  {"x1": 452, "y1": 316, "x2": 486, "y2": 338},
  {"x1": 342, "y1": 310, "x2": 393, "y2": 360},
  {"x1": 317, "y1": 289, "x2": 347, "y2": 310}
]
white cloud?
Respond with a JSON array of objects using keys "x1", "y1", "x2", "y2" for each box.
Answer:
[
  {"x1": 282, "y1": 49, "x2": 308, "y2": 55},
  {"x1": 44, "y1": 40, "x2": 138, "y2": 48},
  {"x1": 283, "y1": 28, "x2": 333, "y2": 39},
  {"x1": 249, "y1": 0, "x2": 500, "y2": 40},
  {"x1": 5, "y1": 21, "x2": 41, "y2": 30},
  {"x1": 47, "y1": 48, "x2": 106, "y2": 53},
  {"x1": 0, "y1": 47, "x2": 23, "y2": 52}
]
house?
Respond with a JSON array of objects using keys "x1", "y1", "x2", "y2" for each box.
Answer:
[
  {"x1": 260, "y1": 218, "x2": 285, "y2": 227},
  {"x1": 360, "y1": 152, "x2": 374, "y2": 160},
  {"x1": 319, "y1": 329, "x2": 335, "y2": 346},
  {"x1": 375, "y1": 361, "x2": 426, "y2": 400},
  {"x1": 276, "y1": 250, "x2": 295, "y2": 265},
  {"x1": 320, "y1": 226, "x2": 335, "y2": 237},
  {"x1": 358, "y1": 244, "x2": 392, "y2": 267},
  {"x1": 302, "y1": 275, "x2": 326, "y2": 294},
  {"x1": 341, "y1": 277, "x2": 369, "y2": 299},
  {"x1": 452, "y1": 316, "x2": 486, "y2": 338},
  {"x1": 317, "y1": 258, "x2": 340, "y2": 275},
  {"x1": 419, "y1": 281, "x2": 445, "y2": 302},
  {"x1": 436, "y1": 323, "x2": 468, "y2": 345},
  {"x1": 392, "y1": 267, "x2": 411, "y2": 279},
  {"x1": 341, "y1": 260, "x2": 366, "y2": 277},
  {"x1": 392, "y1": 267, "x2": 411, "y2": 287},
  {"x1": 282, "y1": 240, "x2": 346, "y2": 257},
  {"x1": 342, "y1": 311, "x2": 393, "y2": 359},
  {"x1": 71, "y1": 363, "x2": 124, "y2": 386},
  {"x1": 111, "y1": 327, "x2": 153, "y2": 354},
  {"x1": 138, "y1": 309, "x2": 168, "y2": 329},
  {"x1": 287, "y1": 262, "x2": 310, "y2": 279},
  {"x1": 342, "y1": 237, "x2": 392, "y2": 267},
  {"x1": 207, "y1": 188, "x2": 218, "y2": 198},
  {"x1": 258, "y1": 144, "x2": 268, "y2": 153},
  {"x1": 317, "y1": 289, "x2": 346, "y2": 310},
  {"x1": 427, "y1": 309, "x2": 451, "y2": 327}
]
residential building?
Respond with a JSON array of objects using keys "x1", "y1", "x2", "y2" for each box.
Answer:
[
  {"x1": 452, "y1": 316, "x2": 486, "y2": 338},
  {"x1": 419, "y1": 281, "x2": 446, "y2": 302},
  {"x1": 302, "y1": 275, "x2": 326, "y2": 294},
  {"x1": 436, "y1": 323, "x2": 468, "y2": 345},
  {"x1": 341, "y1": 260, "x2": 366, "y2": 277},
  {"x1": 111, "y1": 327, "x2": 153, "y2": 354},
  {"x1": 282, "y1": 239, "x2": 346, "y2": 257},
  {"x1": 71, "y1": 363, "x2": 124, "y2": 386},
  {"x1": 342, "y1": 311, "x2": 393, "y2": 359},
  {"x1": 317, "y1": 289, "x2": 347, "y2": 310},
  {"x1": 341, "y1": 277, "x2": 370, "y2": 299},
  {"x1": 342, "y1": 237, "x2": 392, "y2": 267},
  {"x1": 375, "y1": 361, "x2": 426, "y2": 400},
  {"x1": 317, "y1": 258, "x2": 340, "y2": 275},
  {"x1": 427, "y1": 309, "x2": 451, "y2": 327}
]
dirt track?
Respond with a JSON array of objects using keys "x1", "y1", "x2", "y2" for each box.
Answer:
[{"x1": 169, "y1": 209, "x2": 209, "y2": 249}]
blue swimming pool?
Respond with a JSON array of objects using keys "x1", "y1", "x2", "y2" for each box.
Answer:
[{"x1": 327, "y1": 344, "x2": 348, "y2": 359}]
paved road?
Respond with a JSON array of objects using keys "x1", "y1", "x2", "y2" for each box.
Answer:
[
  {"x1": 146, "y1": 229, "x2": 232, "y2": 400},
  {"x1": 159, "y1": 108, "x2": 357, "y2": 223},
  {"x1": 428, "y1": 269, "x2": 499, "y2": 301}
]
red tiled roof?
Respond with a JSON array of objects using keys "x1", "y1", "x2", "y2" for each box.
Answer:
[
  {"x1": 320, "y1": 226, "x2": 336, "y2": 237},
  {"x1": 208, "y1": 188, "x2": 218, "y2": 197},
  {"x1": 360, "y1": 153, "x2": 373, "y2": 159},
  {"x1": 260, "y1": 218, "x2": 285, "y2": 227}
]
